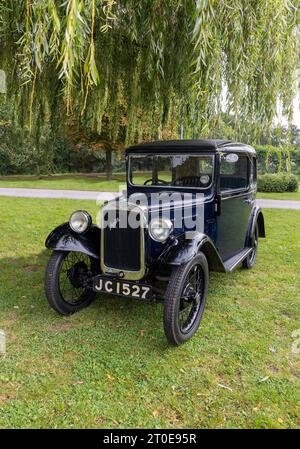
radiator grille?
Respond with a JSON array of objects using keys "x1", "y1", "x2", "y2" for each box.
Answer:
[{"x1": 103, "y1": 209, "x2": 141, "y2": 271}]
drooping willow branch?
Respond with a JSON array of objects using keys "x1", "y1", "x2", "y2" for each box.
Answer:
[{"x1": 0, "y1": 0, "x2": 299, "y2": 145}]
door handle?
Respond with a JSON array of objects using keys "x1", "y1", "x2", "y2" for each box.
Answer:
[{"x1": 215, "y1": 194, "x2": 222, "y2": 216}]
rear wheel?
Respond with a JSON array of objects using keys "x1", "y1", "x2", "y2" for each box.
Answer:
[
  {"x1": 163, "y1": 253, "x2": 209, "y2": 345},
  {"x1": 45, "y1": 250, "x2": 97, "y2": 315},
  {"x1": 243, "y1": 224, "x2": 258, "y2": 269}
]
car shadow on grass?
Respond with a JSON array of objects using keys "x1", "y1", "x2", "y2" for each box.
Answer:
[{"x1": 0, "y1": 248, "x2": 255, "y2": 357}]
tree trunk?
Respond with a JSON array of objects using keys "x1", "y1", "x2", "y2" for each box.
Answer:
[{"x1": 106, "y1": 147, "x2": 112, "y2": 180}]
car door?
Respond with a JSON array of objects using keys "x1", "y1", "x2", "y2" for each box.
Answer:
[{"x1": 216, "y1": 151, "x2": 253, "y2": 260}]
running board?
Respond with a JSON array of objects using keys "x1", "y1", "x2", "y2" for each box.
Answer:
[{"x1": 223, "y1": 247, "x2": 252, "y2": 272}]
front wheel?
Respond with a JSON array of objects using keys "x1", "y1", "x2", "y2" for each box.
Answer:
[
  {"x1": 163, "y1": 253, "x2": 209, "y2": 345},
  {"x1": 45, "y1": 251, "x2": 97, "y2": 315}
]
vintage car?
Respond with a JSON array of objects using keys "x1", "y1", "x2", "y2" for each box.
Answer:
[{"x1": 44, "y1": 140, "x2": 265, "y2": 345}]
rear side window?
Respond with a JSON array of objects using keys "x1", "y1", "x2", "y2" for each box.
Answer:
[
  {"x1": 252, "y1": 157, "x2": 257, "y2": 186},
  {"x1": 220, "y1": 153, "x2": 249, "y2": 192}
]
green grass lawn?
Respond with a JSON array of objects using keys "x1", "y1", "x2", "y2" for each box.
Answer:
[
  {"x1": 256, "y1": 191, "x2": 300, "y2": 201},
  {"x1": 0, "y1": 172, "x2": 173, "y2": 192},
  {"x1": 0, "y1": 175, "x2": 299, "y2": 200},
  {"x1": 0, "y1": 197, "x2": 299, "y2": 429},
  {"x1": 0, "y1": 175, "x2": 124, "y2": 192}
]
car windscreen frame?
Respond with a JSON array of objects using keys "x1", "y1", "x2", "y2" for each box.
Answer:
[{"x1": 128, "y1": 152, "x2": 216, "y2": 190}]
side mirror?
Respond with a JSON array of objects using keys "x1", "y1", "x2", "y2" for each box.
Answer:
[{"x1": 215, "y1": 194, "x2": 222, "y2": 216}]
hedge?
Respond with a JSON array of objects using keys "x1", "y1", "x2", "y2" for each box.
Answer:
[{"x1": 257, "y1": 173, "x2": 299, "y2": 193}]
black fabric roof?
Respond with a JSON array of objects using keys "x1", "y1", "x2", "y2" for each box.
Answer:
[{"x1": 126, "y1": 139, "x2": 255, "y2": 154}]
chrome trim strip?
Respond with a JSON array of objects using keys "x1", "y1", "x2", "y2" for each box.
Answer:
[
  {"x1": 221, "y1": 189, "x2": 256, "y2": 200},
  {"x1": 100, "y1": 203, "x2": 146, "y2": 281}
]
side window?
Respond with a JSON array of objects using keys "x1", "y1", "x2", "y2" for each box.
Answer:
[
  {"x1": 248, "y1": 156, "x2": 257, "y2": 188},
  {"x1": 252, "y1": 157, "x2": 257, "y2": 185},
  {"x1": 220, "y1": 153, "x2": 249, "y2": 192}
]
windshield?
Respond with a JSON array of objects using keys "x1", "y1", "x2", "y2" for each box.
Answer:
[{"x1": 129, "y1": 154, "x2": 214, "y2": 188}]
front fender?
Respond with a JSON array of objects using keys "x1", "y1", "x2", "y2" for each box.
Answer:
[
  {"x1": 45, "y1": 223, "x2": 100, "y2": 259},
  {"x1": 159, "y1": 232, "x2": 225, "y2": 272}
]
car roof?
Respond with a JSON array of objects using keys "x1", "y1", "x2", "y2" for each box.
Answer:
[{"x1": 126, "y1": 139, "x2": 256, "y2": 155}]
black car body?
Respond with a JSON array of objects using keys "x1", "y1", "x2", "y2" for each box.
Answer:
[{"x1": 45, "y1": 140, "x2": 265, "y2": 345}]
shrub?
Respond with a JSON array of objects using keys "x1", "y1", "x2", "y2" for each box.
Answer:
[
  {"x1": 285, "y1": 174, "x2": 299, "y2": 192},
  {"x1": 258, "y1": 173, "x2": 299, "y2": 193}
]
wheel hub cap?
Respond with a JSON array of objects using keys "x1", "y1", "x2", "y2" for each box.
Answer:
[{"x1": 68, "y1": 261, "x2": 88, "y2": 288}]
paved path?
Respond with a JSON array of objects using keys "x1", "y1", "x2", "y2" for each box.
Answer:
[
  {"x1": 0, "y1": 187, "x2": 118, "y2": 201},
  {"x1": 257, "y1": 199, "x2": 300, "y2": 210},
  {"x1": 0, "y1": 187, "x2": 299, "y2": 210}
]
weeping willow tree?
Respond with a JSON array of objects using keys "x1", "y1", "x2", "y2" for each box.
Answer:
[{"x1": 0, "y1": 0, "x2": 300, "y2": 173}]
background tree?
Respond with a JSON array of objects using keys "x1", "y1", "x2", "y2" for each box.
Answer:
[{"x1": 0, "y1": 0, "x2": 299, "y2": 176}]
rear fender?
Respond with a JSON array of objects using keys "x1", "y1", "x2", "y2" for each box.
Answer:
[
  {"x1": 45, "y1": 223, "x2": 100, "y2": 259},
  {"x1": 246, "y1": 206, "x2": 265, "y2": 246},
  {"x1": 159, "y1": 232, "x2": 225, "y2": 272}
]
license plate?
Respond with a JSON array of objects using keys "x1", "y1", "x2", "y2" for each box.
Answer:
[{"x1": 93, "y1": 275, "x2": 152, "y2": 300}]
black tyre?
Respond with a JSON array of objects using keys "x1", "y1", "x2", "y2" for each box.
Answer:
[
  {"x1": 45, "y1": 250, "x2": 97, "y2": 315},
  {"x1": 163, "y1": 252, "x2": 209, "y2": 345},
  {"x1": 242, "y1": 224, "x2": 258, "y2": 269}
]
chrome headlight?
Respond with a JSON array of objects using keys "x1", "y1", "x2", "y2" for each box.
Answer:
[
  {"x1": 69, "y1": 210, "x2": 91, "y2": 233},
  {"x1": 149, "y1": 217, "x2": 173, "y2": 242}
]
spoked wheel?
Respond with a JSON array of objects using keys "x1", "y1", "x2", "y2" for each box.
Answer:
[
  {"x1": 163, "y1": 253, "x2": 209, "y2": 345},
  {"x1": 243, "y1": 224, "x2": 258, "y2": 269},
  {"x1": 179, "y1": 264, "x2": 205, "y2": 333},
  {"x1": 45, "y1": 250, "x2": 98, "y2": 315}
]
